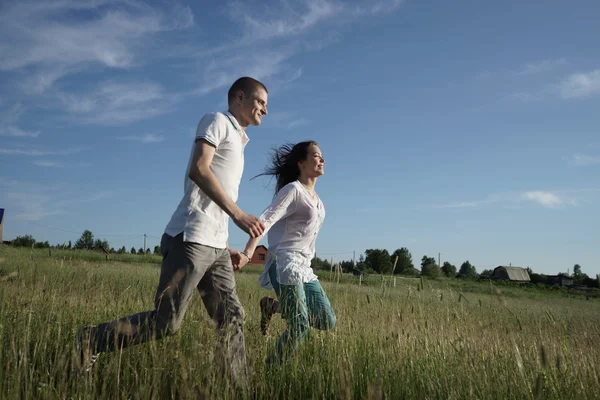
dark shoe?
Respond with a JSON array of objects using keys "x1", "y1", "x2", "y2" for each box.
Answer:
[{"x1": 259, "y1": 297, "x2": 279, "y2": 335}]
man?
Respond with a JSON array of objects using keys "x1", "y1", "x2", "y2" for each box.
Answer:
[{"x1": 75, "y1": 77, "x2": 269, "y2": 388}]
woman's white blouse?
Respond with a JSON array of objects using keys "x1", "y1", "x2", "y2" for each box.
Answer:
[{"x1": 257, "y1": 180, "x2": 325, "y2": 289}]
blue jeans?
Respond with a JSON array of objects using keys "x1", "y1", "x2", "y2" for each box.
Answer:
[{"x1": 267, "y1": 259, "x2": 336, "y2": 365}]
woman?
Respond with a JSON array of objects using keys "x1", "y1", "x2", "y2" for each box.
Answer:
[{"x1": 236, "y1": 141, "x2": 336, "y2": 365}]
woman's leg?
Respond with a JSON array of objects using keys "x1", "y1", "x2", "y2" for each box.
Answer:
[
  {"x1": 304, "y1": 280, "x2": 336, "y2": 330},
  {"x1": 266, "y1": 282, "x2": 310, "y2": 366},
  {"x1": 260, "y1": 260, "x2": 281, "y2": 335}
]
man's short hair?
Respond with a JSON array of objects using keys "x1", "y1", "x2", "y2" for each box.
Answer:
[{"x1": 227, "y1": 77, "x2": 268, "y2": 105}]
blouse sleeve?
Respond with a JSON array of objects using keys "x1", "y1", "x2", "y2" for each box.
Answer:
[{"x1": 259, "y1": 183, "x2": 298, "y2": 235}]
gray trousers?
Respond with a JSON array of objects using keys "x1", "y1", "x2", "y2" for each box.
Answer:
[{"x1": 88, "y1": 232, "x2": 247, "y2": 386}]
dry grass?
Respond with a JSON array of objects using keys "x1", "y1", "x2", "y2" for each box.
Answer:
[{"x1": 1, "y1": 245, "x2": 599, "y2": 399}]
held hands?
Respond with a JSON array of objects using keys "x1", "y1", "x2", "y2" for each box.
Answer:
[
  {"x1": 229, "y1": 248, "x2": 251, "y2": 271},
  {"x1": 233, "y1": 211, "x2": 265, "y2": 238}
]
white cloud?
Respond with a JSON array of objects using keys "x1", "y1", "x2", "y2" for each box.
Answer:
[
  {"x1": 0, "y1": 126, "x2": 40, "y2": 137},
  {"x1": 0, "y1": 147, "x2": 82, "y2": 156},
  {"x1": 555, "y1": 69, "x2": 600, "y2": 99},
  {"x1": 518, "y1": 59, "x2": 567, "y2": 75},
  {"x1": 436, "y1": 190, "x2": 579, "y2": 210},
  {"x1": 521, "y1": 191, "x2": 568, "y2": 208},
  {"x1": 118, "y1": 133, "x2": 165, "y2": 143},
  {"x1": 572, "y1": 154, "x2": 600, "y2": 166},
  {"x1": 0, "y1": 0, "x2": 194, "y2": 93}
]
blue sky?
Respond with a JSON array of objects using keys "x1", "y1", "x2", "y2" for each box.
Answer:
[{"x1": 1, "y1": 0, "x2": 599, "y2": 276}]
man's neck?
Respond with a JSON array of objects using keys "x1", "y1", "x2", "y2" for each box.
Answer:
[{"x1": 228, "y1": 108, "x2": 248, "y2": 131}]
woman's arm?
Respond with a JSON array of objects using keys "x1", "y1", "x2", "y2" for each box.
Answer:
[{"x1": 236, "y1": 183, "x2": 298, "y2": 269}]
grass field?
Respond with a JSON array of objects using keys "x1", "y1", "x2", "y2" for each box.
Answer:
[{"x1": 1, "y1": 245, "x2": 599, "y2": 399}]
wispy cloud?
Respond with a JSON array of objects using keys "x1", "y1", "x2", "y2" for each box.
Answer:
[
  {"x1": 192, "y1": 0, "x2": 404, "y2": 97},
  {"x1": 267, "y1": 111, "x2": 310, "y2": 129},
  {"x1": 0, "y1": 178, "x2": 112, "y2": 221},
  {"x1": 0, "y1": 147, "x2": 82, "y2": 156},
  {"x1": 32, "y1": 160, "x2": 62, "y2": 168},
  {"x1": 118, "y1": 133, "x2": 165, "y2": 143},
  {"x1": 0, "y1": 126, "x2": 40, "y2": 137},
  {"x1": 508, "y1": 92, "x2": 541, "y2": 103},
  {"x1": 435, "y1": 190, "x2": 579, "y2": 210},
  {"x1": 518, "y1": 58, "x2": 567, "y2": 75},
  {"x1": 31, "y1": 160, "x2": 91, "y2": 168},
  {"x1": 555, "y1": 69, "x2": 600, "y2": 99},
  {"x1": 571, "y1": 154, "x2": 600, "y2": 166},
  {"x1": 0, "y1": 0, "x2": 194, "y2": 93},
  {"x1": 57, "y1": 81, "x2": 175, "y2": 125},
  {"x1": 2, "y1": 0, "x2": 405, "y2": 128},
  {"x1": 0, "y1": 104, "x2": 39, "y2": 137}
]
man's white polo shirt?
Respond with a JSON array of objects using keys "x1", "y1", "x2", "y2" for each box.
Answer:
[{"x1": 164, "y1": 111, "x2": 249, "y2": 249}]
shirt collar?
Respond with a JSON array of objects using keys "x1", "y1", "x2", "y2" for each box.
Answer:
[{"x1": 225, "y1": 111, "x2": 250, "y2": 146}]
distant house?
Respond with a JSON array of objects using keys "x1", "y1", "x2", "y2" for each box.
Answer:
[
  {"x1": 545, "y1": 275, "x2": 573, "y2": 287},
  {"x1": 491, "y1": 266, "x2": 531, "y2": 282},
  {"x1": 250, "y1": 245, "x2": 268, "y2": 265}
]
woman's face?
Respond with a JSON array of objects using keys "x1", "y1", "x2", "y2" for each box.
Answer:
[{"x1": 299, "y1": 144, "x2": 325, "y2": 178}]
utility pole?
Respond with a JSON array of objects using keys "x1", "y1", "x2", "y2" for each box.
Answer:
[
  {"x1": 438, "y1": 252, "x2": 441, "y2": 267},
  {"x1": 143, "y1": 234, "x2": 147, "y2": 255},
  {"x1": 353, "y1": 250, "x2": 356, "y2": 267}
]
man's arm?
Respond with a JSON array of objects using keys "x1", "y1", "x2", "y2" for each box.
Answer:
[{"x1": 188, "y1": 139, "x2": 264, "y2": 238}]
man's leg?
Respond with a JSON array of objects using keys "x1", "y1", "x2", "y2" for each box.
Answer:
[
  {"x1": 197, "y1": 248, "x2": 248, "y2": 388},
  {"x1": 77, "y1": 234, "x2": 215, "y2": 368},
  {"x1": 304, "y1": 280, "x2": 336, "y2": 331},
  {"x1": 266, "y1": 283, "x2": 309, "y2": 366}
]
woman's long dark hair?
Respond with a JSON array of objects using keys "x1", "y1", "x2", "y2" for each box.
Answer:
[{"x1": 253, "y1": 141, "x2": 318, "y2": 195}]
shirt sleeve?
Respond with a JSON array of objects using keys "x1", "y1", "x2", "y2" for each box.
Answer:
[
  {"x1": 195, "y1": 113, "x2": 226, "y2": 148},
  {"x1": 259, "y1": 183, "x2": 298, "y2": 235}
]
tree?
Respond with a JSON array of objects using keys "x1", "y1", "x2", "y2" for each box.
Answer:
[
  {"x1": 311, "y1": 256, "x2": 331, "y2": 270},
  {"x1": 145, "y1": 248, "x2": 151, "y2": 255},
  {"x1": 154, "y1": 245, "x2": 161, "y2": 256},
  {"x1": 75, "y1": 230, "x2": 94, "y2": 250},
  {"x1": 458, "y1": 261, "x2": 478, "y2": 279},
  {"x1": 364, "y1": 249, "x2": 393, "y2": 274},
  {"x1": 13, "y1": 234, "x2": 36, "y2": 247},
  {"x1": 391, "y1": 248, "x2": 414, "y2": 275},
  {"x1": 340, "y1": 260, "x2": 355, "y2": 273},
  {"x1": 130, "y1": 247, "x2": 136, "y2": 254},
  {"x1": 118, "y1": 246, "x2": 126, "y2": 254},
  {"x1": 573, "y1": 264, "x2": 583, "y2": 283},
  {"x1": 421, "y1": 255, "x2": 441, "y2": 278},
  {"x1": 67, "y1": 240, "x2": 72, "y2": 249},
  {"x1": 34, "y1": 241, "x2": 50, "y2": 249},
  {"x1": 480, "y1": 269, "x2": 493, "y2": 279},
  {"x1": 93, "y1": 239, "x2": 110, "y2": 252},
  {"x1": 138, "y1": 247, "x2": 144, "y2": 255},
  {"x1": 441, "y1": 262, "x2": 457, "y2": 278}
]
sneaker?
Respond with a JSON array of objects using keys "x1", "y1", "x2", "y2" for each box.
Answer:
[
  {"x1": 259, "y1": 296, "x2": 279, "y2": 336},
  {"x1": 74, "y1": 326, "x2": 100, "y2": 373}
]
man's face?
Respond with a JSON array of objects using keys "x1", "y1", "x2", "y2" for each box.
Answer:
[{"x1": 239, "y1": 87, "x2": 268, "y2": 127}]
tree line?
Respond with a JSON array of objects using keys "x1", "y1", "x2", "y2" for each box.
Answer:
[
  {"x1": 10, "y1": 231, "x2": 160, "y2": 256},
  {"x1": 313, "y1": 247, "x2": 598, "y2": 288},
  {"x1": 8, "y1": 233, "x2": 598, "y2": 287}
]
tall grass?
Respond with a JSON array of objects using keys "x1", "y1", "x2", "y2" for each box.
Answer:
[{"x1": 1, "y1": 245, "x2": 599, "y2": 399}]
